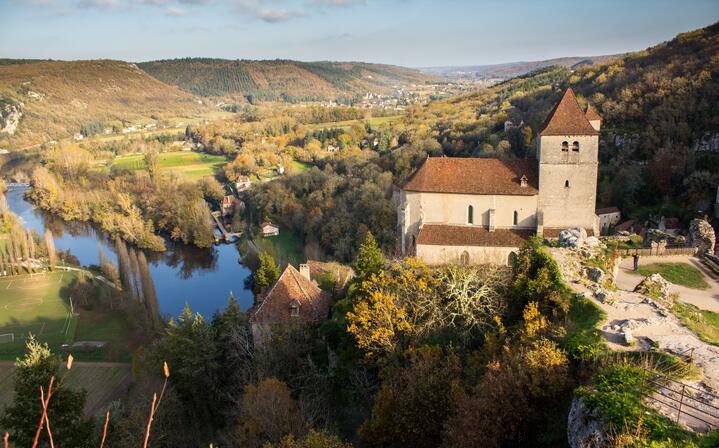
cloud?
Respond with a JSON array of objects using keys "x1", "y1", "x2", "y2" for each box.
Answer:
[
  {"x1": 164, "y1": 5, "x2": 185, "y2": 15},
  {"x1": 256, "y1": 8, "x2": 305, "y2": 23},
  {"x1": 309, "y1": 0, "x2": 366, "y2": 6},
  {"x1": 76, "y1": 0, "x2": 121, "y2": 8}
]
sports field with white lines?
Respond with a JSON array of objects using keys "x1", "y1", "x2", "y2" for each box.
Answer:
[{"x1": 0, "y1": 271, "x2": 78, "y2": 353}]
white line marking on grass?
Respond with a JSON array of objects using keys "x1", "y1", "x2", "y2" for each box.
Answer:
[
  {"x1": 38, "y1": 321, "x2": 46, "y2": 337},
  {"x1": 6, "y1": 280, "x2": 12, "y2": 289}
]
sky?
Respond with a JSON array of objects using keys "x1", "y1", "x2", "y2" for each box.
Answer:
[{"x1": 1, "y1": 0, "x2": 717, "y2": 67}]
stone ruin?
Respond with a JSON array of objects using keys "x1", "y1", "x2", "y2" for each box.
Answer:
[{"x1": 689, "y1": 217, "x2": 716, "y2": 256}]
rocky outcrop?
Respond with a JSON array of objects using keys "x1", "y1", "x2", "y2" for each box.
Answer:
[
  {"x1": 567, "y1": 397, "x2": 609, "y2": 448},
  {"x1": 689, "y1": 217, "x2": 716, "y2": 256},
  {"x1": 645, "y1": 229, "x2": 685, "y2": 247},
  {"x1": 559, "y1": 228, "x2": 601, "y2": 248},
  {"x1": 0, "y1": 99, "x2": 23, "y2": 136},
  {"x1": 634, "y1": 273, "x2": 671, "y2": 300},
  {"x1": 586, "y1": 267, "x2": 605, "y2": 283}
]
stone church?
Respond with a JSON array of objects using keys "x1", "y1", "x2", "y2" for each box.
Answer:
[{"x1": 398, "y1": 88, "x2": 601, "y2": 266}]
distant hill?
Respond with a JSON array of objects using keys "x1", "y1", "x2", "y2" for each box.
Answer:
[
  {"x1": 138, "y1": 58, "x2": 437, "y2": 102},
  {"x1": 420, "y1": 54, "x2": 623, "y2": 81},
  {"x1": 0, "y1": 59, "x2": 208, "y2": 149}
]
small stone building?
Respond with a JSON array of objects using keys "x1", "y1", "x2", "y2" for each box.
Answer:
[
  {"x1": 260, "y1": 221, "x2": 279, "y2": 237},
  {"x1": 398, "y1": 88, "x2": 601, "y2": 266},
  {"x1": 596, "y1": 207, "x2": 621, "y2": 235}
]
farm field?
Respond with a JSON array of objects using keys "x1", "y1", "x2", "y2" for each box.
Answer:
[
  {"x1": 110, "y1": 151, "x2": 228, "y2": 180},
  {"x1": 0, "y1": 361, "x2": 132, "y2": 418}
]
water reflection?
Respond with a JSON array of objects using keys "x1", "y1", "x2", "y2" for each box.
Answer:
[{"x1": 5, "y1": 186, "x2": 254, "y2": 319}]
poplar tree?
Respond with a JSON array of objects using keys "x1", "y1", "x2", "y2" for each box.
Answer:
[{"x1": 354, "y1": 231, "x2": 383, "y2": 281}]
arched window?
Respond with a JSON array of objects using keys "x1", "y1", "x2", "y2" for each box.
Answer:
[
  {"x1": 513, "y1": 210, "x2": 519, "y2": 226},
  {"x1": 561, "y1": 141, "x2": 569, "y2": 152},
  {"x1": 460, "y1": 251, "x2": 470, "y2": 266},
  {"x1": 572, "y1": 141, "x2": 580, "y2": 152},
  {"x1": 565, "y1": 180, "x2": 570, "y2": 188},
  {"x1": 467, "y1": 205, "x2": 474, "y2": 224}
]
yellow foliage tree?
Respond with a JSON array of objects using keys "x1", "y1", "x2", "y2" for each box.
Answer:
[{"x1": 346, "y1": 290, "x2": 412, "y2": 358}]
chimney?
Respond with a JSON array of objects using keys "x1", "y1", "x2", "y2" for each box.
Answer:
[
  {"x1": 299, "y1": 263, "x2": 311, "y2": 281},
  {"x1": 488, "y1": 209, "x2": 495, "y2": 232}
]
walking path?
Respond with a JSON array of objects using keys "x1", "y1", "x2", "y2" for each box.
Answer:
[
  {"x1": 615, "y1": 255, "x2": 719, "y2": 312},
  {"x1": 551, "y1": 248, "x2": 719, "y2": 431}
]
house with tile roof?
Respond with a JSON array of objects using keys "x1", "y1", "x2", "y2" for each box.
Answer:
[
  {"x1": 398, "y1": 88, "x2": 602, "y2": 266},
  {"x1": 248, "y1": 263, "x2": 332, "y2": 343}
]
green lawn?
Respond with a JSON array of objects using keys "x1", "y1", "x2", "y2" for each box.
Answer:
[
  {"x1": 256, "y1": 228, "x2": 305, "y2": 268},
  {"x1": 0, "y1": 271, "x2": 135, "y2": 360},
  {"x1": 633, "y1": 262, "x2": 710, "y2": 290},
  {"x1": 672, "y1": 302, "x2": 719, "y2": 347},
  {"x1": 0, "y1": 271, "x2": 77, "y2": 356},
  {"x1": 111, "y1": 151, "x2": 227, "y2": 180}
]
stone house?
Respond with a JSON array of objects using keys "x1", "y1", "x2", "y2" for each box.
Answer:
[
  {"x1": 260, "y1": 221, "x2": 280, "y2": 237},
  {"x1": 398, "y1": 88, "x2": 601, "y2": 266},
  {"x1": 596, "y1": 206, "x2": 621, "y2": 235},
  {"x1": 221, "y1": 195, "x2": 241, "y2": 217},
  {"x1": 248, "y1": 264, "x2": 331, "y2": 344}
]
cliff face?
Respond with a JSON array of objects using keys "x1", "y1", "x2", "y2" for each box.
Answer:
[
  {"x1": 0, "y1": 99, "x2": 23, "y2": 136},
  {"x1": 567, "y1": 397, "x2": 609, "y2": 448}
]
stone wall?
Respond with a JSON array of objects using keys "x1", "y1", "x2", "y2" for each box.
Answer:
[
  {"x1": 416, "y1": 243, "x2": 518, "y2": 266},
  {"x1": 538, "y1": 135, "x2": 599, "y2": 234},
  {"x1": 399, "y1": 189, "x2": 537, "y2": 254}
]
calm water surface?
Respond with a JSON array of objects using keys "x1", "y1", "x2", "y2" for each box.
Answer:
[{"x1": 5, "y1": 186, "x2": 254, "y2": 320}]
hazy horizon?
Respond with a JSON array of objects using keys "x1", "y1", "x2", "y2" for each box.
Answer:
[{"x1": 1, "y1": 0, "x2": 718, "y2": 67}]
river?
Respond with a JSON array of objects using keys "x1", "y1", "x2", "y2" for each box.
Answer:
[{"x1": 4, "y1": 186, "x2": 255, "y2": 320}]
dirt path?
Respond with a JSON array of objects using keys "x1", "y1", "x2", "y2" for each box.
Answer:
[
  {"x1": 551, "y1": 248, "x2": 719, "y2": 431},
  {"x1": 616, "y1": 255, "x2": 719, "y2": 312}
]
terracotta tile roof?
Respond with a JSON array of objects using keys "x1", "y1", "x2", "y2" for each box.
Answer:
[
  {"x1": 542, "y1": 228, "x2": 595, "y2": 238},
  {"x1": 416, "y1": 224, "x2": 533, "y2": 247},
  {"x1": 402, "y1": 157, "x2": 539, "y2": 196},
  {"x1": 250, "y1": 264, "x2": 331, "y2": 325},
  {"x1": 596, "y1": 206, "x2": 620, "y2": 215},
  {"x1": 615, "y1": 220, "x2": 636, "y2": 232},
  {"x1": 585, "y1": 103, "x2": 602, "y2": 122},
  {"x1": 539, "y1": 88, "x2": 599, "y2": 137}
]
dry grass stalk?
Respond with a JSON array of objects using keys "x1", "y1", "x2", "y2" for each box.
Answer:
[
  {"x1": 3, "y1": 432, "x2": 8, "y2": 448},
  {"x1": 143, "y1": 392, "x2": 158, "y2": 448},
  {"x1": 40, "y1": 385, "x2": 55, "y2": 448},
  {"x1": 100, "y1": 410, "x2": 110, "y2": 448},
  {"x1": 31, "y1": 375, "x2": 55, "y2": 448}
]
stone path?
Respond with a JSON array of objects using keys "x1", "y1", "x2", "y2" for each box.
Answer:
[
  {"x1": 616, "y1": 254, "x2": 719, "y2": 313},
  {"x1": 550, "y1": 248, "x2": 719, "y2": 432}
]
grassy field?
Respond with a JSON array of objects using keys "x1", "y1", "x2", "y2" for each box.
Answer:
[
  {"x1": 256, "y1": 229, "x2": 305, "y2": 267},
  {"x1": 0, "y1": 271, "x2": 136, "y2": 361},
  {"x1": 672, "y1": 302, "x2": 719, "y2": 346},
  {"x1": 0, "y1": 271, "x2": 77, "y2": 355},
  {"x1": 634, "y1": 262, "x2": 710, "y2": 290},
  {"x1": 0, "y1": 361, "x2": 132, "y2": 418},
  {"x1": 110, "y1": 151, "x2": 228, "y2": 180}
]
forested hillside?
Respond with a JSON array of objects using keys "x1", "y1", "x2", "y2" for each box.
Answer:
[
  {"x1": 404, "y1": 21, "x2": 719, "y2": 223},
  {"x1": 138, "y1": 58, "x2": 436, "y2": 102},
  {"x1": 0, "y1": 60, "x2": 208, "y2": 149}
]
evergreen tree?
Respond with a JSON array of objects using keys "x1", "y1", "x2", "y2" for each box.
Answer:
[
  {"x1": 254, "y1": 252, "x2": 280, "y2": 294},
  {"x1": 354, "y1": 231, "x2": 383, "y2": 281},
  {"x1": 0, "y1": 336, "x2": 93, "y2": 447}
]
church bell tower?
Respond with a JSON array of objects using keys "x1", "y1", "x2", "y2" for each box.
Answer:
[{"x1": 537, "y1": 88, "x2": 601, "y2": 235}]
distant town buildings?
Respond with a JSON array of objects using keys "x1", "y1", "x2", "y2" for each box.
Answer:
[{"x1": 596, "y1": 207, "x2": 621, "y2": 235}]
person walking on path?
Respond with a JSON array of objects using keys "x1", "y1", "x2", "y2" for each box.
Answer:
[{"x1": 633, "y1": 253, "x2": 640, "y2": 272}]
